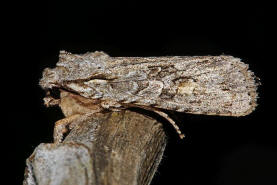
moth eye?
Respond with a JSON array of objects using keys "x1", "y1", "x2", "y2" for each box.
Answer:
[{"x1": 49, "y1": 88, "x2": 60, "y2": 99}]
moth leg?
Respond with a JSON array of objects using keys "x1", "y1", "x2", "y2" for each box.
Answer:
[
  {"x1": 153, "y1": 110, "x2": 185, "y2": 139},
  {"x1": 53, "y1": 114, "x2": 81, "y2": 143},
  {"x1": 125, "y1": 104, "x2": 185, "y2": 139}
]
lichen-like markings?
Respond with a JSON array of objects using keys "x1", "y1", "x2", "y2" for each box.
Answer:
[{"x1": 40, "y1": 51, "x2": 258, "y2": 142}]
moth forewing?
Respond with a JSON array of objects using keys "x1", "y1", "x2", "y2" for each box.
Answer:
[
  {"x1": 40, "y1": 52, "x2": 258, "y2": 117},
  {"x1": 39, "y1": 51, "x2": 258, "y2": 141},
  {"x1": 105, "y1": 55, "x2": 257, "y2": 116}
]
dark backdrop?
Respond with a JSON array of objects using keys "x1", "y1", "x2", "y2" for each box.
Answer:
[{"x1": 8, "y1": 1, "x2": 275, "y2": 185}]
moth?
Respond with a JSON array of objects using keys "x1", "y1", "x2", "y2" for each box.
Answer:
[{"x1": 39, "y1": 51, "x2": 258, "y2": 142}]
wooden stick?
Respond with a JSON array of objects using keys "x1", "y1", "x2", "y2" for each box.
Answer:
[{"x1": 23, "y1": 110, "x2": 167, "y2": 185}]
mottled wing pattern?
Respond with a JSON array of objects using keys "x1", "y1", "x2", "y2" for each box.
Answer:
[
  {"x1": 103, "y1": 56, "x2": 257, "y2": 116},
  {"x1": 40, "y1": 52, "x2": 258, "y2": 116}
]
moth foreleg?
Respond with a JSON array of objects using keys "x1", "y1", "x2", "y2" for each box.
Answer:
[{"x1": 53, "y1": 114, "x2": 82, "y2": 143}]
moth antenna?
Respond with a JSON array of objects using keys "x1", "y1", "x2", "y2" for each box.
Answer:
[{"x1": 153, "y1": 110, "x2": 185, "y2": 139}]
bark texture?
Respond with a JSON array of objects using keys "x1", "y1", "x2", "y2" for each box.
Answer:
[
  {"x1": 40, "y1": 51, "x2": 258, "y2": 117},
  {"x1": 23, "y1": 110, "x2": 167, "y2": 185}
]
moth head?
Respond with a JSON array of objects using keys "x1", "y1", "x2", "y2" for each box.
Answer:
[
  {"x1": 39, "y1": 51, "x2": 110, "y2": 106},
  {"x1": 39, "y1": 50, "x2": 110, "y2": 90}
]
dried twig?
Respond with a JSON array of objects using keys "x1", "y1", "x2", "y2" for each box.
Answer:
[{"x1": 24, "y1": 110, "x2": 167, "y2": 185}]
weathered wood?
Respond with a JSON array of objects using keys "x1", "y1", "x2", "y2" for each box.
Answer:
[{"x1": 23, "y1": 110, "x2": 167, "y2": 185}]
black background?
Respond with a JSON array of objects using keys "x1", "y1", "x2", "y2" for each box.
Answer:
[{"x1": 7, "y1": 1, "x2": 275, "y2": 185}]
